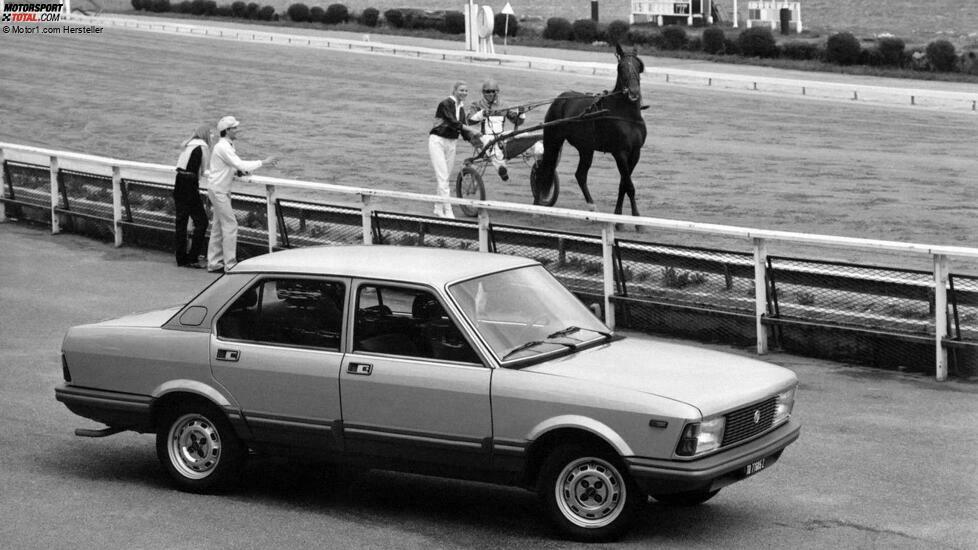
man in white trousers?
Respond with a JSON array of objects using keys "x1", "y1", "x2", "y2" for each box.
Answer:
[{"x1": 205, "y1": 115, "x2": 277, "y2": 273}]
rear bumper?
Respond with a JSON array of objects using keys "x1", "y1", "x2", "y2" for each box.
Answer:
[
  {"x1": 625, "y1": 419, "x2": 801, "y2": 495},
  {"x1": 55, "y1": 384, "x2": 154, "y2": 433}
]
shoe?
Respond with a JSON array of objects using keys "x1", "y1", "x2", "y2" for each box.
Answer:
[
  {"x1": 181, "y1": 262, "x2": 205, "y2": 269},
  {"x1": 498, "y1": 166, "x2": 509, "y2": 182},
  {"x1": 207, "y1": 264, "x2": 225, "y2": 273}
]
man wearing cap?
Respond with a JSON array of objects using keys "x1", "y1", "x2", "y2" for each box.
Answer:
[
  {"x1": 467, "y1": 78, "x2": 525, "y2": 182},
  {"x1": 205, "y1": 115, "x2": 277, "y2": 273}
]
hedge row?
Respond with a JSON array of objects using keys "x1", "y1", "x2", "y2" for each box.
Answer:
[{"x1": 542, "y1": 17, "x2": 974, "y2": 74}]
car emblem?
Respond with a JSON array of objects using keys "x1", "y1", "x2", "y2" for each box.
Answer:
[{"x1": 753, "y1": 409, "x2": 761, "y2": 424}]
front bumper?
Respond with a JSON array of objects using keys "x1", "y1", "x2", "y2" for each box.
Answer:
[{"x1": 625, "y1": 418, "x2": 801, "y2": 495}]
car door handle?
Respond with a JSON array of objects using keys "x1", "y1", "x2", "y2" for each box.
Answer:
[
  {"x1": 216, "y1": 349, "x2": 240, "y2": 362},
  {"x1": 347, "y1": 362, "x2": 372, "y2": 375}
]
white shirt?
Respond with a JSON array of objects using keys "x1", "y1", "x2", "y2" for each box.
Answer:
[{"x1": 207, "y1": 137, "x2": 263, "y2": 194}]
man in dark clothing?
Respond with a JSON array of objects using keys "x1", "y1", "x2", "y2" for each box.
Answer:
[{"x1": 173, "y1": 124, "x2": 211, "y2": 268}]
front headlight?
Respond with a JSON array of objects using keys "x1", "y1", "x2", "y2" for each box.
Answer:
[
  {"x1": 676, "y1": 417, "x2": 725, "y2": 457},
  {"x1": 773, "y1": 386, "x2": 796, "y2": 426}
]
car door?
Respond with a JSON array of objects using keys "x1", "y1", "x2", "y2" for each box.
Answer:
[
  {"x1": 210, "y1": 276, "x2": 349, "y2": 452},
  {"x1": 339, "y1": 281, "x2": 492, "y2": 469}
]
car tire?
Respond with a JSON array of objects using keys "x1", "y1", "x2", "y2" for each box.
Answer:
[
  {"x1": 537, "y1": 444, "x2": 638, "y2": 542},
  {"x1": 652, "y1": 488, "x2": 720, "y2": 506},
  {"x1": 156, "y1": 402, "x2": 244, "y2": 493}
]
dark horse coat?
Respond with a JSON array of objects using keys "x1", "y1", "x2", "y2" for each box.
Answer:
[{"x1": 534, "y1": 43, "x2": 648, "y2": 221}]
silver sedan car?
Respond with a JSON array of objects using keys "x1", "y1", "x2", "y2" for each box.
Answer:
[{"x1": 56, "y1": 245, "x2": 800, "y2": 541}]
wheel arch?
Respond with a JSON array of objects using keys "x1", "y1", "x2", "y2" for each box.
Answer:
[
  {"x1": 149, "y1": 380, "x2": 245, "y2": 437},
  {"x1": 521, "y1": 416, "x2": 632, "y2": 487}
]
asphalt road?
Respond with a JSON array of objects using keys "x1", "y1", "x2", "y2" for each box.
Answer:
[{"x1": 1, "y1": 221, "x2": 976, "y2": 549}]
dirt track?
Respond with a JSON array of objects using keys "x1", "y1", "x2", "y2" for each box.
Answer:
[{"x1": 0, "y1": 20, "x2": 976, "y2": 270}]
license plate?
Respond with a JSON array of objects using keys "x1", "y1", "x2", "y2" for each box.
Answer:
[{"x1": 744, "y1": 458, "x2": 766, "y2": 476}]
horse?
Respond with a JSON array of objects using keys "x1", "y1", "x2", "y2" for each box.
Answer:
[{"x1": 533, "y1": 43, "x2": 648, "y2": 226}]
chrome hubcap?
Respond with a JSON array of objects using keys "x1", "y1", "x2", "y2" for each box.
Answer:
[
  {"x1": 555, "y1": 456, "x2": 625, "y2": 528},
  {"x1": 168, "y1": 413, "x2": 221, "y2": 480}
]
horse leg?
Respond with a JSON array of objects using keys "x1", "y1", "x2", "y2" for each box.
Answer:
[
  {"x1": 535, "y1": 132, "x2": 564, "y2": 205},
  {"x1": 574, "y1": 148, "x2": 596, "y2": 211},
  {"x1": 613, "y1": 149, "x2": 642, "y2": 231}
]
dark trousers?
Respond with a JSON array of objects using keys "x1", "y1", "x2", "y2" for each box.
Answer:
[{"x1": 174, "y1": 172, "x2": 208, "y2": 265}]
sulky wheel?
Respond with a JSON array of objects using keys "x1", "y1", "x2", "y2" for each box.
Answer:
[
  {"x1": 156, "y1": 401, "x2": 245, "y2": 493},
  {"x1": 530, "y1": 161, "x2": 560, "y2": 207},
  {"x1": 537, "y1": 444, "x2": 639, "y2": 542},
  {"x1": 455, "y1": 165, "x2": 486, "y2": 217}
]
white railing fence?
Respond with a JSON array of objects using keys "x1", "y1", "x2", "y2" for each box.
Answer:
[{"x1": 3, "y1": 141, "x2": 977, "y2": 381}]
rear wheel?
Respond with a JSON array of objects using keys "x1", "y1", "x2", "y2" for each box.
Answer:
[
  {"x1": 537, "y1": 444, "x2": 638, "y2": 542},
  {"x1": 156, "y1": 401, "x2": 244, "y2": 493},
  {"x1": 455, "y1": 166, "x2": 485, "y2": 217},
  {"x1": 530, "y1": 161, "x2": 560, "y2": 207}
]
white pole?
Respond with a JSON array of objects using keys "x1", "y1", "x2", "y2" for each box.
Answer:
[
  {"x1": 112, "y1": 165, "x2": 123, "y2": 247},
  {"x1": 733, "y1": 0, "x2": 738, "y2": 27},
  {"x1": 49, "y1": 155, "x2": 61, "y2": 234},
  {"x1": 934, "y1": 254, "x2": 949, "y2": 381},
  {"x1": 753, "y1": 237, "x2": 769, "y2": 354},
  {"x1": 602, "y1": 222, "x2": 616, "y2": 330}
]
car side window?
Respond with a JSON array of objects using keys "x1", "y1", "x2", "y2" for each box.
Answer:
[
  {"x1": 216, "y1": 278, "x2": 345, "y2": 350},
  {"x1": 354, "y1": 285, "x2": 480, "y2": 364}
]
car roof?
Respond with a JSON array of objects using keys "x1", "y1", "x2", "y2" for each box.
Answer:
[{"x1": 232, "y1": 245, "x2": 539, "y2": 285}]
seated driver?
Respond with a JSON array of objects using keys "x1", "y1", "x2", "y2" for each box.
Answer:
[{"x1": 467, "y1": 79, "x2": 525, "y2": 182}]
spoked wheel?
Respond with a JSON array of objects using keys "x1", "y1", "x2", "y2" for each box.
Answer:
[
  {"x1": 455, "y1": 165, "x2": 485, "y2": 217},
  {"x1": 538, "y1": 444, "x2": 639, "y2": 542},
  {"x1": 530, "y1": 161, "x2": 560, "y2": 207},
  {"x1": 156, "y1": 401, "x2": 245, "y2": 493}
]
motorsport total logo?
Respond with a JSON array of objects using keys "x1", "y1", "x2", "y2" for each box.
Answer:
[{"x1": 1, "y1": 1, "x2": 64, "y2": 21}]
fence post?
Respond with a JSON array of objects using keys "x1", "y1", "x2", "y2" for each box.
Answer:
[
  {"x1": 753, "y1": 237, "x2": 769, "y2": 354},
  {"x1": 934, "y1": 254, "x2": 949, "y2": 381},
  {"x1": 478, "y1": 209, "x2": 490, "y2": 252},
  {"x1": 265, "y1": 184, "x2": 278, "y2": 252},
  {"x1": 49, "y1": 155, "x2": 61, "y2": 234},
  {"x1": 111, "y1": 165, "x2": 123, "y2": 247},
  {"x1": 360, "y1": 195, "x2": 373, "y2": 244},
  {"x1": 602, "y1": 222, "x2": 616, "y2": 330},
  {"x1": 0, "y1": 147, "x2": 7, "y2": 223}
]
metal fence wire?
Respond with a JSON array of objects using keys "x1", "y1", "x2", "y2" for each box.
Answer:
[{"x1": 3, "y1": 159, "x2": 976, "y2": 376}]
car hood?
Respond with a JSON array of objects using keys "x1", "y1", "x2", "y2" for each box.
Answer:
[
  {"x1": 521, "y1": 331, "x2": 797, "y2": 416},
  {"x1": 88, "y1": 306, "x2": 183, "y2": 328}
]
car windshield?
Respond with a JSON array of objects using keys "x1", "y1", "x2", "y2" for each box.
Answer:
[{"x1": 448, "y1": 265, "x2": 610, "y2": 365}]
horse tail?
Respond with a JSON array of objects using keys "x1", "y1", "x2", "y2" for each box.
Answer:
[{"x1": 536, "y1": 100, "x2": 569, "y2": 198}]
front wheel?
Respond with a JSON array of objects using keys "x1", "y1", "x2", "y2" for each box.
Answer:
[
  {"x1": 455, "y1": 166, "x2": 485, "y2": 217},
  {"x1": 537, "y1": 445, "x2": 639, "y2": 542},
  {"x1": 529, "y1": 161, "x2": 560, "y2": 207},
  {"x1": 156, "y1": 401, "x2": 245, "y2": 493}
]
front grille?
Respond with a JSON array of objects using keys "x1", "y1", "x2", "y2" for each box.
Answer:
[{"x1": 722, "y1": 397, "x2": 776, "y2": 447}]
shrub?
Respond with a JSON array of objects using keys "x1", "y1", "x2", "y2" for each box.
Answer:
[
  {"x1": 131, "y1": 0, "x2": 143, "y2": 10},
  {"x1": 384, "y1": 8, "x2": 403, "y2": 28},
  {"x1": 543, "y1": 17, "x2": 573, "y2": 41},
  {"x1": 626, "y1": 27, "x2": 655, "y2": 46},
  {"x1": 660, "y1": 25, "x2": 687, "y2": 50},
  {"x1": 257, "y1": 4, "x2": 275, "y2": 20},
  {"x1": 686, "y1": 36, "x2": 702, "y2": 52},
  {"x1": 245, "y1": 1, "x2": 259, "y2": 18},
  {"x1": 151, "y1": 0, "x2": 170, "y2": 12},
  {"x1": 605, "y1": 20, "x2": 629, "y2": 45},
  {"x1": 877, "y1": 36, "x2": 905, "y2": 67},
  {"x1": 230, "y1": 0, "x2": 245, "y2": 16},
  {"x1": 360, "y1": 7, "x2": 379, "y2": 27},
  {"x1": 441, "y1": 10, "x2": 465, "y2": 34},
  {"x1": 324, "y1": 3, "x2": 349, "y2": 24},
  {"x1": 825, "y1": 32, "x2": 861, "y2": 65},
  {"x1": 287, "y1": 3, "x2": 309, "y2": 22},
  {"x1": 781, "y1": 40, "x2": 820, "y2": 60},
  {"x1": 308, "y1": 6, "x2": 323, "y2": 22},
  {"x1": 214, "y1": 3, "x2": 231, "y2": 15},
  {"x1": 737, "y1": 26, "x2": 778, "y2": 58},
  {"x1": 961, "y1": 51, "x2": 978, "y2": 75},
  {"x1": 572, "y1": 19, "x2": 598, "y2": 43},
  {"x1": 494, "y1": 13, "x2": 518, "y2": 38},
  {"x1": 173, "y1": 0, "x2": 191, "y2": 12},
  {"x1": 702, "y1": 26, "x2": 725, "y2": 54},
  {"x1": 202, "y1": 0, "x2": 215, "y2": 14},
  {"x1": 926, "y1": 39, "x2": 957, "y2": 72},
  {"x1": 189, "y1": 0, "x2": 204, "y2": 14}
]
